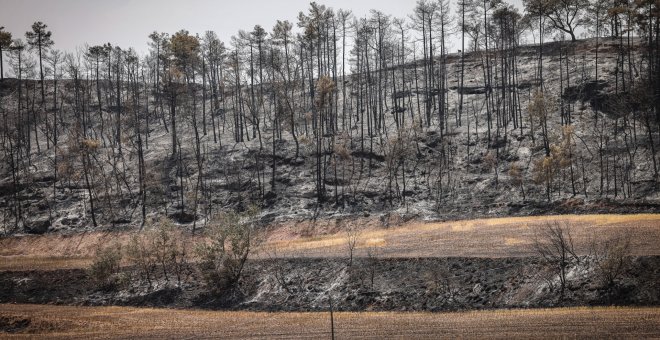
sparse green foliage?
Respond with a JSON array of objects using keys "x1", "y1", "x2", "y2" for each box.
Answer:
[
  {"x1": 197, "y1": 207, "x2": 260, "y2": 294},
  {"x1": 126, "y1": 218, "x2": 190, "y2": 288},
  {"x1": 88, "y1": 242, "x2": 123, "y2": 290},
  {"x1": 126, "y1": 231, "x2": 158, "y2": 287},
  {"x1": 150, "y1": 217, "x2": 191, "y2": 286}
]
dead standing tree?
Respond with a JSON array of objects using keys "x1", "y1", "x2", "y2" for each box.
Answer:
[
  {"x1": 314, "y1": 76, "x2": 336, "y2": 203},
  {"x1": 345, "y1": 225, "x2": 360, "y2": 267},
  {"x1": 591, "y1": 232, "x2": 633, "y2": 304}
]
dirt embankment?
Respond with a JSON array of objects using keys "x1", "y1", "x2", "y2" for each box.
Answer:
[{"x1": 1, "y1": 256, "x2": 659, "y2": 312}]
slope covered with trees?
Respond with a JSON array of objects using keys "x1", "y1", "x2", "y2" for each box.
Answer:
[{"x1": 0, "y1": 0, "x2": 659, "y2": 234}]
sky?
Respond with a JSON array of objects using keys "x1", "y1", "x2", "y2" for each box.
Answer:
[
  {"x1": 0, "y1": 0, "x2": 417, "y2": 54},
  {"x1": 0, "y1": 0, "x2": 523, "y2": 74}
]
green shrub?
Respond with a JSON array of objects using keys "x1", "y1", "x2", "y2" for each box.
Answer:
[
  {"x1": 88, "y1": 242, "x2": 123, "y2": 290},
  {"x1": 197, "y1": 207, "x2": 259, "y2": 294},
  {"x1": 126, "y1": 217, "x2": 190, "y2": 288}
]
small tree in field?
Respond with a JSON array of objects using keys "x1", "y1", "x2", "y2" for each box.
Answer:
[
  {"x1": 127, "y1": 231, "x2": 157, "y2": 288},
  {"x1": 149, "y1": 217, "x2": 191, "y2": 286},
  {"x1": 88, "y1": 241, "x2": 123, "y2": 290},
  {"x1": 345, "y1": 226, "x2": 360, "y2": 267},
  {"x1": 532, "y1": 222, "x2": 580, "y2": 299},
  {"x1": 125, "y1": 217, "x2": 190, "y2": 288},
  {"x1": 197, "y1": 207, "x2": 260, "y2": 294},
  {"x1": 592, "y1": 232, "x2": 632, "y2": 303}
]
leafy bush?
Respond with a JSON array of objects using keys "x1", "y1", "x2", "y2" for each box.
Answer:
[
  {"x1": 88, "y1": 242, "x2": 123, "y2": 290},
  {"x1": 126, "y1": 231, "x2": 155, "y2": 287},
  {"x1": 126, "y1": 217, "x2": 190, "y2": 288},
  {"x1": 197, "y1": 207, "x2": 260, "y2": 294}
]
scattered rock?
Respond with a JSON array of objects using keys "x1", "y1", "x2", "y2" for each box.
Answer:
[
  {"x1": 24, "y1": 219, "x2": 50, "y2": 234},
  {"x1": 169, "y1": 212, "x2": 197, "y2": 224}
]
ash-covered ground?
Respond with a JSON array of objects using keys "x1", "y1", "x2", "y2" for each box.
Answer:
[
  {"x1": 1, "y1": 256, "x2": 659, "y2": 311},
  {"x1": 1, "y1": 37, "x2": 658, "y2": 235}
]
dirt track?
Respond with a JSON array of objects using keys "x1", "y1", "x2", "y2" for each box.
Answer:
[
  {"x1": 1, "y1": 214, "x2": 659, "y2": 271},
  {"x1": 1, "y1": 304, "x2": 659, "y2": 339}
]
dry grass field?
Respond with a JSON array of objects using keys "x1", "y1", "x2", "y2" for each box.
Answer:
[
  {"x1": 0, "y1": 256, "x2": 93, "y2": 271},
  {"x1": 266, "y1": 213, "x2": 660, "y2": 258},
  {"x1": 1, "y1": 214, "x2": 659, "y2": 271},
  {"x1": 0, "y1": 232, "x2": 132, "y2": 271},
  {"x1": 0, "y1": 304, "x2": 658, "y2": 339}
]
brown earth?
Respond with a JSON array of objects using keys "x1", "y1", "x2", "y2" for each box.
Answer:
[{"x1": 0, "y1": 304, "x2": 659, "y2": 339}]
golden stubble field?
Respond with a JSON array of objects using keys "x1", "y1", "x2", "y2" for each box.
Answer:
[
  {"x1": 1, "y1": 214, "x2": 659, "y2": 271},
  {"x1": 264, "y1": 213, "x2": 660, "y2": 259},
  {"x1": 0, "y1": 304, "x2": 659, "y2": 339}
]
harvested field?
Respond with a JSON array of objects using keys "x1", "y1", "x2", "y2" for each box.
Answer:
[
  {"x1": 0, "y1": 256, "x2": 93, "y2": 272},
  {"x1": 1, "y1": 214, "x2": 659, "y2": 271},
  {"x1": 0, "y1": 304, "x2": 658, "y2": 339},
  {"x1": 267, "y1": 213, "x2": 660, "y2": 258}
]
